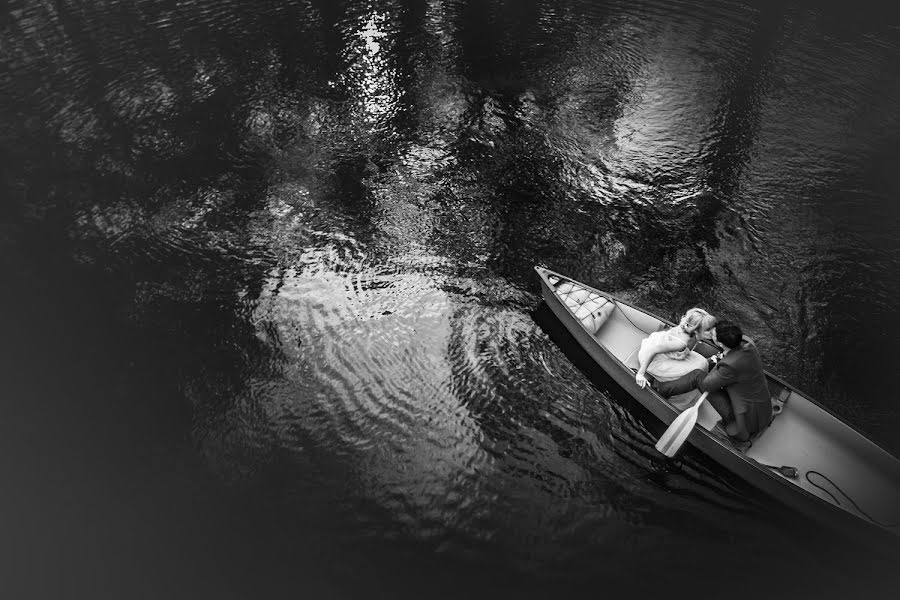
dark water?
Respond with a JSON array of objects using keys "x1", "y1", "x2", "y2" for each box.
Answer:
[{"x1": 3, "y1": 0, "x2": 900, "y2": 598}]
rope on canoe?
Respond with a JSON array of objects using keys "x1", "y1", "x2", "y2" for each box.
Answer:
[{"x1": 805, "y1": 470, "x2": 900, "y2": 529}]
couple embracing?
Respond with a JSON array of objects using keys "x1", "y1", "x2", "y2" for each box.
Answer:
[{"x1": 635, "y1": 308, "x2": 772, "y2": 442}]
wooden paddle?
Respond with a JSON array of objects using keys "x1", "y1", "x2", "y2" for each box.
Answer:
[{"x1": 655, "y1": 391, "x2": 710, "y2": 458}]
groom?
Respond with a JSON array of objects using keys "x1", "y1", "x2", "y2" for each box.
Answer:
[{"x1": 653, "y1": 320, "x2": 772, "y2": 442}]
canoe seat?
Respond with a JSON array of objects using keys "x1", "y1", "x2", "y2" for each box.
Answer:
[
  {"x1": 771, "y1": 386, "x2": 791, "y2": 417},
  {"x1": 624, "y1": 345, "x2": 642, "y2": 370}
]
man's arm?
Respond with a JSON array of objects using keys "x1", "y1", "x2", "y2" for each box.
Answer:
[
  {"x1": 706, "y1": 352, "x2": 722, "y2": 370},
  {"x1": 698, "y1": 361, "x2": 738, "y2": 393}
]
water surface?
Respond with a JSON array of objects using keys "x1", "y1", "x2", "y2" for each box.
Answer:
[{"x1": 2, "y1": 1, "x2": 899, "y2": 598}]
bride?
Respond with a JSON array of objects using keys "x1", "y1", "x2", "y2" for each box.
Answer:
[{"x1": 635, "y1": 308, "x2": 717, "y2": 389}]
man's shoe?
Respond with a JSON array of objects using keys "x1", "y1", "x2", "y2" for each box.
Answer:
[
  {"x1": 711, "y1": 420, "x2": 751, "y2": 451},
  {"x1": 711, "y1": 420, "x2": 730, "y2": 442}
]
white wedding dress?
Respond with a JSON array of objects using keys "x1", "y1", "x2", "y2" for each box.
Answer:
[{"x1": 643, "y1": 330, "x2": 708, "y2": 381}]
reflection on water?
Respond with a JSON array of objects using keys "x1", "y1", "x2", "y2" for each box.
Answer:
[{"x1": 3, "y1": 0, "x2": 900, "y2": 597}]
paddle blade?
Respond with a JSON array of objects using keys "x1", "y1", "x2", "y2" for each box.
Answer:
[{"x1": 655, "y1": 392, "x2": 709, "y2": 458}]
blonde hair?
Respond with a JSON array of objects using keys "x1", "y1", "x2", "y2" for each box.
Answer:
[{"x1": 681, "y1": 308, "x2": 717, "y2": 334}]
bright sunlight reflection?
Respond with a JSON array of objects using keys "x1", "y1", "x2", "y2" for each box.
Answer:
[{"x1": 342, "y1": 11, "x2": 399, "y2": 128}]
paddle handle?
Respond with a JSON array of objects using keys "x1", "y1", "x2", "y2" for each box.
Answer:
[{"x1": 690, "y1": 390, "x2": 709, "y2": 417}]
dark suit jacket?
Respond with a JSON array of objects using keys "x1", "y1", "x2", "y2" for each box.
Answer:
[{"x1": 699, "y1": 337, "x2": 771, "y2": 411}]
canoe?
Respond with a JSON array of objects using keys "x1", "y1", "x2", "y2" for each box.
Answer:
[{"x1": 535, "y1": 266, "x2": 900, "y2": 541}]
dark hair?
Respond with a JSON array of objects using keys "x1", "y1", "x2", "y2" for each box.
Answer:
[{"x1": 715, "y1": 320, "x2": 743, "y2": 349}]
